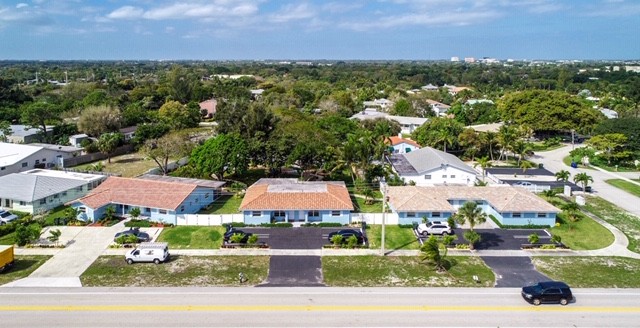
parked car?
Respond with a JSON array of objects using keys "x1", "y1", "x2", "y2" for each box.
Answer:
[
  {"x1": 125, "y1": 242, "x2": 169, "y2": 264},
  {"x1": 0, "y1": 210, "x2": 18, "y2": 225},
  {"x1": 327, "y1": 229, "x2": 365, "y2": 244},
  {"x1": 114, "y1": 227, "x2": 151, "y2": 243},
  {"x1": 223, "y1": 228, "x2": 253, "y2": 243},
  {"x1": 416, "y1": 221, "x2": 452, "y2": 236},
  {"x1": 521, "y1": 281, "x2": 573, "y2": 306},
  {"x1": 513, "y1": 181, "x2": 533, "y2": 187}
]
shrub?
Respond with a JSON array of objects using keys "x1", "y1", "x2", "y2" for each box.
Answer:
[
  {"x1": 463, "y1": 230, "x2": 481, "y2": 249},
  {"x1": 15, "y1": 224, "x2": 42, "y2": 246},
  {"x1": 330, "y1": 234, "x2": 343, "y2": 246},
  {"x1": 247, "y1": 234, "x2": 258, "y2": 244},
  {"x1": 0, "y1": 222, "x2": 17, "y2": 238},
  {"x1": 345, "y1": 235, "x2": 359, "y2": 249},
  {"x1": 259, "y1": 223, "x2": 293, "y2": 228},
  {"x1": 229, "y1": 233, "x2": 246, "y2": 243},
  {"x1": 397, "y1": 224, "x2": 415, "y2": 229},
  {"x1": 125, "y1": 219, "x2": 153, "y2": 228},
  {"x1": 528, "y1": 233, "x2": 540, "y2": 244},
  {"x1": 115, "y1": 234, "x2": 138, "y2": 245},
  {"x1": 550, "y1": 234, "x2": 562, "y2": 244},
  {"x1": 302, "y1": 222, "x2": 344, "y2": 227},
  {"x1": 229, "y1": 222, "x2": 246, "y2": 228},
  {"x1": 455, "y1": 244, "x2": 470, "y2": 249},
  {"x1": 540, "y1": 244, "x2": 557, "y2": 249}
]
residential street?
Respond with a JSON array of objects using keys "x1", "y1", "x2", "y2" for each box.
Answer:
[
  {"x1": 531, "y1": 144, "x2": 640, "y2": 217},
  {"x1": 1, "y1": 287, "x2": 639, "y2": 327}
]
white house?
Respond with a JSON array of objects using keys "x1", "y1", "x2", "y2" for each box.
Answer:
[
  {"x1": 0, "y1": 143, "x2": 78, "y2": 177},
  {"x1": 425, "y1": 99, "x2": 451, "y2": 116},
  {"x1": 69, "y1": 134, "x2": 89, "y2": 148},
  {"x1": 388, "y1": 147, "x2": 477, "y2": 186},
  {"x1": 387, "y1": 136, "x2": 421, "y2": 154},
  {"x1": 362, "y1": 98, "x2": 394, "y2": 111},
  {"x1": 351, "y1": 109, "x2": 428, "y2": 135}
]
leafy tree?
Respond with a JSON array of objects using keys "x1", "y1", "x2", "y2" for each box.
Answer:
[
  {"x1": 480, "y1": 131, "x2": 498, "y2": 161},
  {"x1": 129, "y1": 207, "x2": 141, "y2": 220},
  {"x1": 158, "y1": 100, "x2": 201, "y2": 130},
  {"x1": 77, "y1": 105, "x2": 122, "y2": 137},
  {"x1": 142, "y1": 133, "x2": 193, "y2": 175},
  {"x1": 20, "y1": 101, "x2": 61, "y2": 136},
  {"x1": 593, "y1": 118, "x2": 640, "y2": 152},
  {"x1": 0, "y1": 120, "x2": 11, "y2": 142},
  {"x1": 412, "y1": 116, "x2": 463, "y2": 151},
  {"x1": 587, "y1": 133, "x2": 632, "y2": 165},
  {"x1": 555, "y1": 170, "x2": 571, "y2": 182},
  {"x1": 458, "y1": 128, "x2": 482, "y2": 160},
  {"x1": 190, "y1": 133, "x2": 249, "y2": 180},
  {"x1": 330, "y1": 234, "x2": 344, "y2": 246},
  {"x1": 97, "y1": 132, "x2": 124, "y2": 163},
  {"x1": 15, "y1": 224, "x2": 42, "y2": 246},
  {"x1": 166, "y1": 65, "x2": 201, "y2": 103},
  {"x1": 132, "y1": 123, "x2": 171, "y2": 146},
  {"x1": 454, "y1": 201, "x2": 487, "y2": 232},
  {"x1": 573, "y1": 172, "x2": 594, "y2": 194},
  {"x1": 390, "y1": 98, "x2": 415, "y2": 116},
  {"x1": 474, "y1": 157, "x2": 492, "y2": 182}
]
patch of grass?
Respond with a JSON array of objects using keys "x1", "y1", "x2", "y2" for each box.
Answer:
[
  {"x1": 533, "y1": 257, "x2": 640, "y2": 288},
  {"x1": 74, "y1": 152, "x2": 160, "y2": 178},
  {"x1": 199, "y1": 195, "x2": 243, "y2": 214},
  {"x1": 156, "y1": 226, "x2": 226, "y2": 249},
  {"x1": 0, "y1": 232, "x2": 16, "y2": 245},
  {"x1": 352, "y1": 197, "x2": 382, "y2": 213},
  {"x1": 606, "y1": 179, "x2": 640, "y2": 198},
  {"x1": 562, "y1": 155, "x2": 593, "y2": 170},
  {"x1": 81, "y1": 255, "x2": 269, "y2": 287},
  {"x1": 0, "y1": 255, "x2": 52, "y2": 285},
  {"x1": 584, "y1": 196, "x2": 640, "y2": 253},
  {"x1": 42, "y1": 206, "x2": 70, "y2": 226},
  {"x1": 366, "y1": 225, "x2": 421, "y2": 250},
  {"x1": 322, "y1": 256, "x2": 494, "y2": 287}
]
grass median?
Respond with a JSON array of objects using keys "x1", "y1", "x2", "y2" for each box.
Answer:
[
  {"x1": 605, "y1": 179, "x2": 640, "y2": 198},
  {"x1": 81, "y1": 255, "x2": 269, "y2": 287},
  {"x1": 156, "y1": 226, "x2": 226, "y2": 249},
  {"x1": 366, "y1": 225, "x2": 421, "y2": 250},
  {"x1": 322, "y1": 255, "x2": 494, "y2": 287},
  {"x1": 584, "y1": 196, "x2": 640, "y2": 253},
  {"x1": 0, "y1": 255, "x2": 52, "y2": 285},
  {"x1": 533, "y1": 256, "x2": 640, "y2": 288}
]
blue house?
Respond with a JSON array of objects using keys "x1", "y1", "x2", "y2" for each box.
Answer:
[
  {"x1": 69, "y1": 176, "x2": 224, "y2": 225},
  {"x1": 239, "y1": 179, "x2": 354, "y2": 225},
  {"x1": 387, "y1": 185, "x2": 559, "y2": 227}
]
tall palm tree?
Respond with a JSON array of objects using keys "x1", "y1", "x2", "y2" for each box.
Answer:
[
  {"x1": 482, "y1": 131, "x2": 498, "y2": 161},
  {"x1": 455, "y1": 201, "x2": 488, "y2": 231},
  {"x1": 512, "y1": 140, "x2": 533, "y2": 165},
  {"x1": 436, "y1": 129, "x2": 455, "y2": 152},
  {"x1": 497, "y1": 125, "x2": 517, "y2": 161},
  {"x1": 519, "y1": 160, "x2": 536, "y2": 175},
  {"x1": 474, "y1": 156, "x2": 492, "y2": 182},
  {"x1": 555, "y1": 170, "x2": 571, "y2": 182},
  {"x1": 573, "y1": 172, "x2": 594, "y2": 194}
]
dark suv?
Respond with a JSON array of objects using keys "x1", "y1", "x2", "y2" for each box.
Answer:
[
  {"x1": 223, "y1": 228, "x2": 253, "y2": 243},
  {"x1": 521, "y1": 281, "x2": 573, "y2": 306}
]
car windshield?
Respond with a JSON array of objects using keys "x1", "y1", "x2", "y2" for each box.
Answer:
[
  {"x1": 531, "y1": 284, "x2": 544, "y2": 293},
  {"x1": 0, "y1": 212, "x2": 10, "y2": 218}
]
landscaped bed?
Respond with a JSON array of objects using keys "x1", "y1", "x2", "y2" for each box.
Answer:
[
  {"x1": 532, "y1": 256, "x2": 640, "y2": 288},
  {"x1": 156, "y1": 226, "x2": 226, "y2": 249},
  {"x1": 584, "y1": 196, "x2": 640, "y2": 253},
  {"x1": 0, "y1": 255, "x2": 52, "y2": 285},
  {"x1": 366, "y1": 225, "x2": 421, "y2": 250},
  {"x1": 322, "y1": 255, "x2": 494, "y2": 287},
  {"x1": 81, "y1": 255, "x2": 269, "y2": 287}
]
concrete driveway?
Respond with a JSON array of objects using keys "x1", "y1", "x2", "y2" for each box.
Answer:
[{"x1": 481, "y1": 256, "x2": 550, "y2": 287}]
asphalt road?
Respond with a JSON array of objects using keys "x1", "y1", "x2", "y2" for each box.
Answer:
[
  {"x1": 1, "y1": 287, "x2": 639, "y2": 327},
  {"x1": 481, "y1": 256, "x2": 550, "y2": 287}
]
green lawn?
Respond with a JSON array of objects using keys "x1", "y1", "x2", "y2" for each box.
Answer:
[
  {"x1": 42, "y1": 205, "x2": 70, "y2": 226},
  {"x1": 0, "y1": 255, "x2": 52, "y2": 285},
  {"x1": 75, "y1": 152, "x2": 160, "y2": 178},
  {"x1": 533, "y1": 257, "x2": 640, "y2": 288},
  {"x1": 352, "y1": 197, "x2": 382, "y2": 213},
  {"x1": 0, "y1": 232, "x2": 15, "y2": 245},
  {"x1": 199, "y1": 195, "x2": 243, "y2": 214},
  {"x1": 322, "y1": 256, "x2": 494, "y2": 287},
  {"x1": 562, "y1": 155, "x2": 593, "y2": 170},
  {"x1": 366, "y1": 225, "x2": 421, "y2": 250},
  {"x1": 583, "y1": 196, "x2": 640, "y2": 253},
  {"x1": 81, "y1": 255, "x2": 269, "y2": 287},
  {"x1": 156, "y1": 226, "x2": 226, "y2": 249},
  {"x1": 606, "y1": 179, "x2": 640, "y2": 198}
]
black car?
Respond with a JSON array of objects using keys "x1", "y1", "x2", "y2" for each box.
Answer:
[
  {"x1": 223, "y1": 229, "x2": 253, "y2": 243},
  {"x1": 114, "y1": 228, "x2": 151, "y2": 243},
  {"x1": 521, "y1": 281, "x2": 573, "y2": 306},
  {"x1": 327, "y1": 229, "x2": 365, "y2": 244}
]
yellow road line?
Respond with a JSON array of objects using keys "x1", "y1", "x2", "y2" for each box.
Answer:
[{"x1": 1, "y1": 305, "x2": 639, "y2": 312}]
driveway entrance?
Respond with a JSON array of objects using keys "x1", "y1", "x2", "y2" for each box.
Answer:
[{"x1": 481, "y1": 256, "x2": 550, "y2": 287}]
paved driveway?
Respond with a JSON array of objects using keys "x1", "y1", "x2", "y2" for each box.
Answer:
[
  {"x1": 481, "y1": 256, "x2": 550, "y2": 287},
  {"x1": 244, "y1": 227, "x2": 349, "y2": 249},
  {"x1": 259, "y1": 256, "x2": 325, "y2": 287}
]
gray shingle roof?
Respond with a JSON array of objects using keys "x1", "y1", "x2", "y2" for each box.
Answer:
[
  {"x1": 390, "y1": 147, "x2": 477, "y2": 175},
  {"x1": 0, "y1": 174, "x2": 89, "y2": 202}
]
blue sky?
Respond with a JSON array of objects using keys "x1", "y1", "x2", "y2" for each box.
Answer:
[{"x1": 0, "y1": 0, "x2": 639, "y2": 60}]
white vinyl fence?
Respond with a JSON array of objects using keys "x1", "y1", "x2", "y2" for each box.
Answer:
[
  {"x1": 351, "y1": 213, "x2": 398, "y2": 225},
  {"x1": 177, "y1": 214, "x2": 244, "y2": 226}
]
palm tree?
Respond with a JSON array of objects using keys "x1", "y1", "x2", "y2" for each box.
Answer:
[
  {"x1": 519, "y1": 160, "x2": 536, "y2": 176},
  {"x1": 560, "y1": 201, "x2": 580, "y2": 222},
  {"x1": 455, "y1": 201, "x2": 488, "y2": 231},
  {"x1": 573, "y1": 172, "x2": 594, "y2": 194},
  {"x1": 555, "y1": 170, "x2": 571, "y2": 182},
  {"x1": 482, "y1": 131, "x2": 498, "y2": 161},
  {"x1": 512, "y1": 140, "x2": 533, "y2": 165},
  {"x1": 474, "y1": 156, "x2": 492, "y2": 182},
  {"x1": 420, "y1": 235, "x2": 448, "y2": 272},
  {"x1": 497, "y1": 125, "x2": 517, "y2": 161},
  {"x1": 436, "y1": 129, "x2": 455, "y2": 152}
]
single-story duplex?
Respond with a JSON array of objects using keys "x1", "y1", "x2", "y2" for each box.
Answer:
[
  {"x1": 70, "y1": 176, "x2": 225, "y2": 225},
  {"x1": 386, "y1": 185, "x2": 560, "y2": 227},
  {"x1": 0, "y1": 169, "x2": 106, "y2": 214},
  {"x1": 0, "y1": 142, "x2": 79, "y2": 177},
  {"x1": 239, "y1": 178, "x2": 354, "y2": 225},
  {"x1": 388, "y1": 146, "x2": 477, "y2": 186}
]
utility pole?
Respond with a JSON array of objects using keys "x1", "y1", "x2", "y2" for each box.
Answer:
[
  {"x1": 571, "y1": 129, "x2": 575, "y2": 150},
  {"x1": 381, "y1": 180, "x2": 387, "y2": 256}
]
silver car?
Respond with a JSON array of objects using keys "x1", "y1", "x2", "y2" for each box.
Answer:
[{"x1": 0, "y1": 210, "x2": 18, "y2": 225}]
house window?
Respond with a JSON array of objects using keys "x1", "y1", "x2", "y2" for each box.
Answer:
[
  {"x1": 35, "y1": 160, "x2": 40, "y2": 164},
  {"x1": 42, "y1": 158, "x2": 46, "y2": 162},
  {"x1": 79, "y1": 207, "x2": 86, "y2": 213},
  {"x1": 76, "y1": 186, "x2": 83, "y2": 192},
  {"x1": 22, "y1": 162, "x2": 28, "y2": 167},
  {"x1": 19, "y1": 201, "x2": 26, "y2": 206},
  {"x1": 124, "y1": 205, "x2": 129, "y2": 211},
  {"x1": 274, "y1": 211, "x2": 285, "y2": 218},
  {"x1": 205, "y1": 193, "x2": 210, "y2": 199},
  {"x1": 308, "y1": 210, "x2": 319, "y2": 217},
  {"x1": 53, "y1": 193, "x2": 59, "y2": 199},
  {"x1": 537, "y1": 213, "x2": 546, "y2": 218},
  {"x1": 0, "y1": 167, "x2": 4, "y2": 170},
  {"x1": 62, "y1": 191, "x2": 67, "y2": 197},
  {"x1": 432, "y1": 212, "x2": 441, "y2": 218},
  {"x1": 407, "y1": 212, "x2": 416, "y2": 218},
  {"x1": 252, "y1": 211, "x2": 262, "y2": 217},
  {"x1": 40, "y1": 199, "x2": 46, "y2": 205},
  {"x1": 145, "y1": 208, "x2": 151, "y2": 213},
  {"x1": 159, "y1": 209, "x2": 167, "y2": 214},
  {"x1": 475, "y1": 200, "x2": 483, "y2": 205},
  {"x1": 180, "y1": 205, "x2": 185, "y2": 212},
  {"x1": 450, "y1": 175, "x2": 456, "y2": 179},
  {"x1": 442, "y1": 175, "x2": 447, "y2": 178},
  {"x1": 331, "y1": 211, "x2": 341, "y2": 216},
  {"x1": 195, "y1": 198, "x2": 199, "y2": 203},
  {"x1": 513, "y1": 212, "x2": 522, "y2": 218},
  {"x1": 424, "y1": 175, "x2": 431, "y2": 180}
]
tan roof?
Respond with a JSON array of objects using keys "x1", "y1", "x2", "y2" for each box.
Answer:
[
  {"x1": 76, "y1": 177, "x2": 197, "y2": 210},
  {"x1": 387, "y1": 136, "x2": 421, "y2": 148},
  {"x1": 240, "y1": 179, "x2": 354, "y2": 211},
  {"x1": 387, "y1": 185, "x2": 559, "y2": 213}
]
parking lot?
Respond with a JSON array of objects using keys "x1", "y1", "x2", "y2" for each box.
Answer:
[
  {"x1": 242, "y1": 227, "x2": 366, "y2": 249},
  {"x1": 416, "y1": 228, "x2": 550, "y2": 250}
]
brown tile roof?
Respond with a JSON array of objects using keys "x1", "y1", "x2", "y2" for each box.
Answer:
[
  {"x1": 387, "y1": 185, "x2": 559, "y2": 213},
  {"x1": 76, "y1": 177, "x2": 197, "y2": 210},
  {"x1": 387, "y1": 136, "x2": 421, "y2": 148},
  {"x1": 240, "y1": 179, "x2": 354, "y2": 211}
]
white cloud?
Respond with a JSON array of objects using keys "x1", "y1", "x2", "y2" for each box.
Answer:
[
  {"x1": 107, "y1": 6, "x2": 144, "y2": 20},
  {"x1": 16, "y1": 3, "x2": 28, "y2": 9},
  {"x1": 322, "y1": 2, "x2": 363, "y2": 14},
  {"x1": 268, "y1": 3, "x2": 316, "y2": 23},
  {"x1": 340, "y1": 10, "x2": 500, "y2": 31}
]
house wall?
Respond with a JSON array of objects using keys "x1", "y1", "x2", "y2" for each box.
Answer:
[
  {"x1": 399, "y1": 166, "x2": 477, "y2": 186},
  {"x1": 391, "y1": 143, "x2": 420, "y2": 154},
  {"x1": 397, "y1": 211, "x2": 453, "y2": 225},
  {"x1": 7, "y1": 181, "x2": 101, "y2": 214},
  {"x1": 242, "y1": 209, "x2": 351, "y2": 225},
  {"x1": 0, "y1": 149, "x2": 77, "y2": 177},
  {"x1": 500, "y1": 212, "x2": 556, "y2": 227}
]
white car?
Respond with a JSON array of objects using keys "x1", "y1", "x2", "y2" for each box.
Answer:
[
  {"x1": 416, "y1": 221, "x2": 452, "y2": 236},
  {"x1": 0, "y1": 210, "x2": 18, "y2": 225}
]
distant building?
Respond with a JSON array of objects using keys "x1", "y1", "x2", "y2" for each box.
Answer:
[
  {"x1": 464, "y1": 57, "x2": 476, "y2": 63},
  {"x1": 450, "y1": 57, "x2": 460, "y2": 62},
  {"x1": 199, "y1": 99, "x2": 217, "y2": 118},
  {"x1": 0, "y1": 125, "x2": 54, "y2": 144},
  {"x1": 465, "y1": 99, "x2": 494, "y2": 106},
  {"x1": 425, "y1": 99, "x2": 451, "y2": 116},
  {"x1": 421, "y1": 84, "x2": 439, "y2": 91},
  {"x1": 362, "y1": 98, "x2": 394, "y2": 111},
  {"x1": 0, "y1": 143, "x2": 80, "y2": 176},
  {"x1": 351, "y1": 109, "x2": 428, "y2": 135},
  {"x1": 119, "y1": 126, "x2": 138, "y2": 142},
  {"x1": 600, "y1": 108, "x2": 618, "y2": 119},
  {"x1": 388, "y1": 146, "x2": 477, "y2": 186}
]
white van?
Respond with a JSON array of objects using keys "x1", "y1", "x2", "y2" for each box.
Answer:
[{"x1": 125, "y1": 242, "x2": 170, "y2": 264}]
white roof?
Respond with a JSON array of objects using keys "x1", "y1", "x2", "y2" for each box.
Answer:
[
  {"x1": 0, "y1": 169, "x2": 105, "y2": 202},
  {"x1": 0, "y1": 143, "x2": 43, "y2": 167}
]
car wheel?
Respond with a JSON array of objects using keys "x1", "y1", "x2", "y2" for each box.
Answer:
[
  {"x1": 442, "y1": 232, "x2": 448, "y2": 236},
  {"x1": 560, "y1": 298, "x2": 568, "y2": 306},
  {"x1": 126, "y1": 259, "x2": 134, "y2": 265},
  {"x1": 154, "y1": 258, "x2": 160, "y2": 265},
  {"x1": 421, "y1": 232, "x2": 428, "y2": 237},
  {"x1": 532, "y1": 299, "x2": 541, "y2": 306}
]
